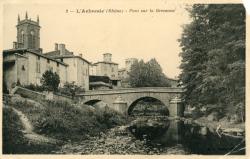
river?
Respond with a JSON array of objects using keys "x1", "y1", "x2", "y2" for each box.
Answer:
[{"x1": 54, "y1": 117, "x2": 245, "y2": 155}]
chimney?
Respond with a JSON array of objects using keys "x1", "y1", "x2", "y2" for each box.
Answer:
[
  {"x1": 55, "y1": 43, "x2": 58, "y2": 51},
  {"x1": 13, "y1": 42, "x2": 18, "y2": 49},
  {"x1": 79, "y1": 53, "x2": 82, "y2": 57},
  {"x1": 58, "y1": 44, "x2": 66, "y2": 55},
  {"x1": 103, "y1": 53, "x2": 112, "y2": 62}
]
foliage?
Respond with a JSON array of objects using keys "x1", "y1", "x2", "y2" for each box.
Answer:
[
  {"x1": 2, "y1": 107, "x2": 28, "y2": 153},
  {"x1": 128, "y1": 58, "x2": 171, "y2": 87},
  {"x1": 179, "y1": 4, "x2": 245, "y2": 119},
  {"x1": 58, "y1": 82, "x2": 85, "y2": 97},
  {"x1": 31, "y1": 100, "x2": 127, "y2": 141},
  {"x1": 40, "y1": 70, "x2": 60, "y2": 92},
  {"x1": 3, "y1": 81, "x2": 9, "y2": 94},
  {"x1": 95, "y1": 106, "x2": 127, "y2": 129}
]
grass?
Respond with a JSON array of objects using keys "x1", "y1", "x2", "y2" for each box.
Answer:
[
  {"x1": 3, "y1": 107, "x2": 60, "y2": 154},
  {"x1": 9, "y1": 95, "x2": 127, "y2": 142}
]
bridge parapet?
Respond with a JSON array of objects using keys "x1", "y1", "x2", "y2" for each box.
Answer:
[{"x1": 77, "y1": 87, "x2": 185, "y2": 96}]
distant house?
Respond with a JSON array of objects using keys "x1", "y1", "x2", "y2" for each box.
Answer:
[
  {"x1": 91, "y1": 53, "x2": 121, "y2": 88},
  {"x1": 118, "y1": 58, "x2": 138, "y2": 87}
]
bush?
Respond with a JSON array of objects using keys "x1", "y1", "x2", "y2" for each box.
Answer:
[
  {"x1": 95, "y1": 106, "x2": 126, "y2": 129},
  {"x1": 34, "y1": 100, "x2": 126, "y2": 141},
  {"x1": 58, "y1": 82, "x2": 85, "y2": 98},
  {"x1": 3, "y1": 81, "x2": 9, "y2": 94},
  {"x1": 41, "y1": 70, "x2": 60, "y2": 92}
]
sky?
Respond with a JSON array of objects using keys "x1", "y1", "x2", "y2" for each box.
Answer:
[{"x1": 3, "y1": 1, "x2": 191, "y2": 79}]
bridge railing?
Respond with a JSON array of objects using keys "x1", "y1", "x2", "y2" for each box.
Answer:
[{"x1": 76, "y1": 87, "x2": 185, "y2": 96}]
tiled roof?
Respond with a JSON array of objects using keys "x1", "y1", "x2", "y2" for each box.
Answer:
[{"x1": 3, "y1": 48, "x2": 68, "y2": 66}]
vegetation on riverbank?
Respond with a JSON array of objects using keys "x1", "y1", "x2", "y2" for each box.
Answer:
[
  {"x1": 3, "y1": 106, "x2": 59, "y2": 154},
  {"x1": 179, "y1": 4, "x2": 245, "y2": 122},
  {"x1": 3, "y1": 107, "x2": 27, "y2": 153},
  {"x1": 7, "y1": 95, "x2": 127, "y2": 142}
]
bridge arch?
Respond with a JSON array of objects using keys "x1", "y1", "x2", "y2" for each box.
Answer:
[{"x1": 127, "y1": 96, "x2": 170, "y2": 116}]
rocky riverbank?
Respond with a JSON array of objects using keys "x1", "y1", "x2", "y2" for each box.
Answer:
[{"x1": 54, "y1": 125, "x2": 189, "y2": 155}]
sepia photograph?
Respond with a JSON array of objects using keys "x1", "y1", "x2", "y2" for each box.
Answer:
[{"x1": 1, "y1": 0, "x2": 247, "y2": 156}]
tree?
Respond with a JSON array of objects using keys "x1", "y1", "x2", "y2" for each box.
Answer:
[
  {"x1": 128, "y1": 58, "x2": 170, "y2": 87},
  {"x1": 41, "y1": 70, "x2": 60, "y2": 92},
  {"x1": 179, "y1": 4, "x2": 245, "y2": 119}
]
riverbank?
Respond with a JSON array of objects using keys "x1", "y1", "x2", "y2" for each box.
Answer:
[
  {"x1": 182, "y1": 116, "x2": 245, "y2": 137},
  {"x1": 54, "y1": 124, "x2": 189, "y2": 155}
]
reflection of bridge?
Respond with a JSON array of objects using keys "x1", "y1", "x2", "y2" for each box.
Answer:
[{"x1": 77, "y1": 87, "x2": 185, "y2": 117}]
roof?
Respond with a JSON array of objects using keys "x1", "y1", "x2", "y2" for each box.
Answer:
[
  {"x1": 43, "y1": 50, "x2": 61, "y2": 56},
  {"x1": 17, "y1": 19, "x2": 40, "y2": 27},
  {"x1": 44, "y1": 50, "x2": 91, "y2": 64},
  {"x1": 54, "y1": 55, "x2": 91, "y2": 64},
  {"x1": 3, "y1": 48, "x2": 68, "y2": 66},
  {"x1": 94, "y1": 61, "x2": 118, "y2": 65},
  {"x1": 90, "y1": 82, "x2": 112, "y2": 88}
]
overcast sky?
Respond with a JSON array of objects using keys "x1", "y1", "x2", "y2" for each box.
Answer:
[{"x1": 3, "y1": 1, "x2": 190, "y2": 79}]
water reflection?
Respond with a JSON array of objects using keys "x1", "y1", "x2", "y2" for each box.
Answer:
[{"x1": 128, "y1": 118, "x2": 245, "y2": 155}]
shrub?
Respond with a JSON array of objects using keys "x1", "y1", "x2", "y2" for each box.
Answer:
[
  {"x1": 34, "y1": 100, "x2": 126, "y2": 141},
  {"x1": 3, "y1": 81, "x2": 9, "y2": 94},
  {"x1": 41, "y1": 70, "x2": 60, "y2": 92},
  {"x1": 9, "y1": 95, "x2": 127, "y2": 142},
  {"x1": 58, "y1": 82, "x2": 85, "y2": 98},
  {"x1": 95, "y1": 106, "x2": 126, "y2": 129}
]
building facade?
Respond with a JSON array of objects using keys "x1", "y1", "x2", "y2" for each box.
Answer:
[
  {"x1": 89, "y1": 53, "x2": 121, "y2": 89},
  {"x1": 3, "y1": 13, "x2": 68, "y2": 91},
  {"x1": 118, "y1": 58, "x2": 138, "y2": 87},
  {"x1": 94, "y1": 53, "x2": 119, "y2": 80},
  {"x1": 3, "y1": 49, "x2": 68, "y2": 91},
  {"x1": 45, "y1": 43, "x2": 90, "y2": 90}
]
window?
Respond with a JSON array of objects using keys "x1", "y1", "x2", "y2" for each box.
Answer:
[
  {"x1": 57, "y1": 62, "x2": 59, "y2": 67},
  {"x1": 111, "y1": 67, "x2": 114, "y2": 72},
  {"x1": 47, "y1": 59, "x2": 50, "y2": 63},
  {"x1": 61, "y1": 59, "x2": 63, "y2": 62},
  {"x1": 20, "y1": 30, "x2": 24, "y2": 44},
  {"x1": 36, "y1": 61, "x2": 40, "y2": 73},
  {"x1": 22, "y1": 65, "x2": 25, "y2": 71},
  {"x1": 29, "y1": 31, "x2": 35, "y2": 48},
  {"x1": 37, "y1": 56, "x2": 40, "y2": 60}
]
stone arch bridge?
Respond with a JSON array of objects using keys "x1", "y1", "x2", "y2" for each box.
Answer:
[{"x1": 76, "y1": 87, "x2": 185, "y2": 117}]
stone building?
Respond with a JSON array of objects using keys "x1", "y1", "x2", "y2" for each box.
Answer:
[
  {"x1": 94, "y1": 53, "x2": 119, "y2": 79},
  {"x1": 118, "y1": 58, "x2": 138, "y2": 87},
  {"x1": 118, "y1": 58, "x2": 138, "y2": 79},
  {"x1": 3, "y1": 13, "x2": 67, "y2": 91},
  {"x1": 44, "y1": 43, "x2": 90, "y2": 90},
  {"x1": 89, "y1": 63, "x2": 97, "y2": 76},
  {"x1": 92, "y1": 53, "x2": 121, "y2": 88}
]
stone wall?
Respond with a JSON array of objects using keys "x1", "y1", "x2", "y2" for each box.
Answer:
[{"x1": 12, "y1": 86, "x2": 72, "y2": 102}]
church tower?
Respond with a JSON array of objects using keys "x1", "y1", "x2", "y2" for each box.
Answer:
[{"x1": 16, "y1": 12, "x2": 41, "y2": 52}]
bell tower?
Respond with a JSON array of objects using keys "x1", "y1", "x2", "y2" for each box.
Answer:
[{"x1": 16, "y1": 12, "x2": 41, "y2": 52}]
